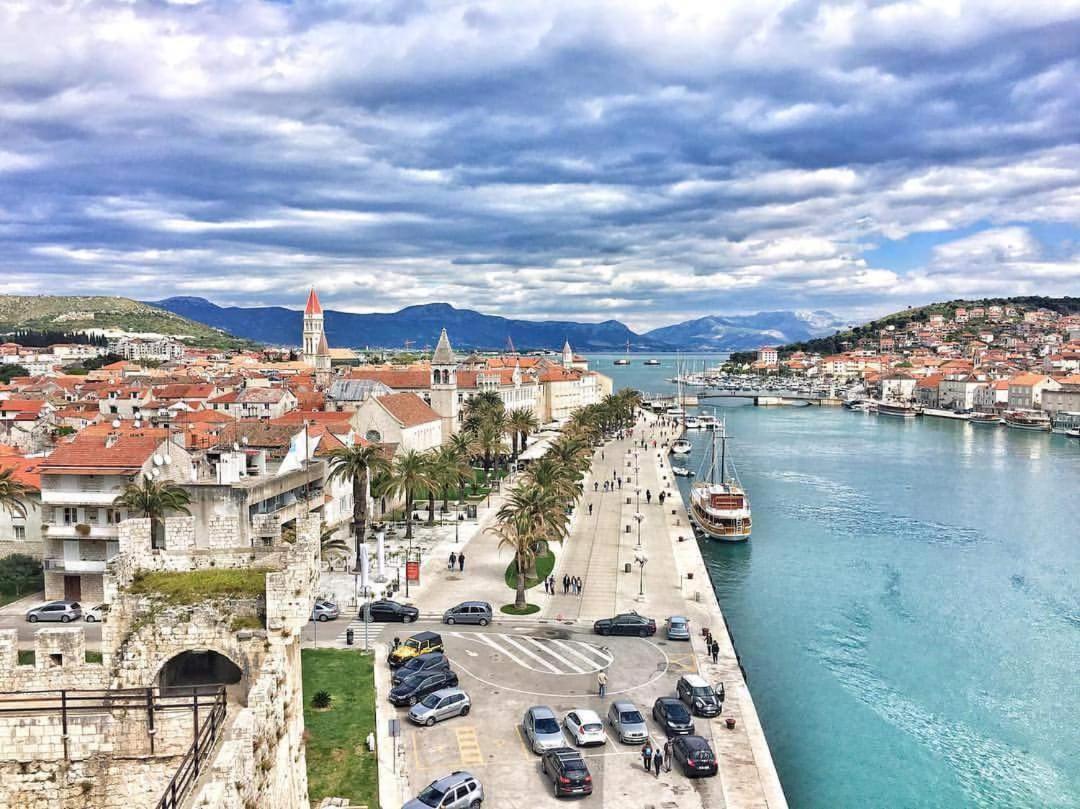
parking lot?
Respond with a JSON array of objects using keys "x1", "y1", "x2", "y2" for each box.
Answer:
[{"x1": 376, "y1": 620, "x2": 725, "y2": 809}]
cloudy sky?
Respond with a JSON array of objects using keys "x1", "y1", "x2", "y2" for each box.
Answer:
[{"x1": 1, "y1": 0, "x2": 1078, "y2": 330}]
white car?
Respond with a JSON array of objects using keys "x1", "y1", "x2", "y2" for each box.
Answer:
[
  {"x1": 84, "y1": 604, "x2": 106, "y2": 623},
  {"x1": 564, "y1": 708, "x2": 607, "y2": 747}
]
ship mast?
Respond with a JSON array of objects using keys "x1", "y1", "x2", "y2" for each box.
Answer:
[{"x1": 720, "y1": 418, "x2": 727, "y2": 485}]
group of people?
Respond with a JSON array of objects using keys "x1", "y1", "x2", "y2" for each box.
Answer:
[
  {"x1": 544, "y1": 573, "x2": 584, "y2": 596},
  {"x1": 640, "y1": 738, "x2": 674, "y2": 776},
  {"x1": 446, "y1": 551, "x2": 466, "y2": 572}
]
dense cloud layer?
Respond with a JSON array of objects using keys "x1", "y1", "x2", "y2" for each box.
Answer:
[{"x1": 1, "y1": 0, "x2": 1078, "y2": 329}]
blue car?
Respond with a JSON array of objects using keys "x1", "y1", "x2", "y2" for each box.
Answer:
[{"x1": 665, "y1": 615, "x2": 691, "y2": 640}]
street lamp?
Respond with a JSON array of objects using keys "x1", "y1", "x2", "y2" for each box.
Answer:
[
  {"x1": 634, "y1": 512, "x2": 645, "y2": 550},
  {"x1": 635, "y1": 550, "x2": 649, "y2": 596}
]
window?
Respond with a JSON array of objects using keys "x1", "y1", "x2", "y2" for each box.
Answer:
[
  {"x1": 86, "y1": 508, "x2": 99, "y2": 522},
  {"x1": 62, "y1": 507, "x2": 77, "y2": 525},
  {"x1": 13, "y1": 526, "x2": 26, "y2": 541}
]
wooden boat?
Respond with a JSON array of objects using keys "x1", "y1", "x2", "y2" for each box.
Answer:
[{"x1": 689, "y1": 420, "x2": 751, "y2": 542}]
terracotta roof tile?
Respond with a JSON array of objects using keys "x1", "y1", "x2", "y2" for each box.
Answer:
[
  {"x1": 376, "y1": 392, "x2": 441, "y2": 427},
  {"x1": 41, "y1": 423, "x2": 169, "y2": 475}
]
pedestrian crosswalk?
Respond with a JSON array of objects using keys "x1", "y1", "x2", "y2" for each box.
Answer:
[{"x1": 448, "y1": 631, "x2": 613, "y2": 675}]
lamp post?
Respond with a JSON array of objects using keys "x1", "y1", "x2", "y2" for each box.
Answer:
[
  {"x1": 634, "y1": 512, "x2": 644, "y2": 550},
  {"x1": 635, "y1": 550, "x2": 648, "y2": 596}
]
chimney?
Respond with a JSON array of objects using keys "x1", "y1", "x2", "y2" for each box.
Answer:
[{"x1": 105, "y1": 432, "x2": 119, "y2": 449}]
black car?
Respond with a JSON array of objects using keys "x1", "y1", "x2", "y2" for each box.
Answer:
[
  {"x1": 672, "y1": 735, "x2": 718, "y2": 777},
  {"x1": 360, "y1": 599, "x2": 420, "y2": 623},
  {"x1": 592, "y1": 611, "x2": 656, "y2": 637},
  {"x1": 391, "y1": 652, "x2": 450, "y2": 686},
  {"x1": 676, "y1": 674, "x2": 722, "y2": 717},
  {"x1": 540, "y1": 747, "x2": 593, "y2": 797},
  {"x1": 389, "y1": 669, "x2": 459, "y2": 707},
  {"x1": 652, "y1": 697, "x2": 695, "y2": 736}
]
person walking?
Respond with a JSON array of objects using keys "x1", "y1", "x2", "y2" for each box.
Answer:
[
  {"x1": 641, "y1": 741, "x2": 653, "y2": 772},
  {"x1": 597, "y1": 670, "x2": 607, "y2": 697},
  {"x1": 543, "y1": 576, "x2": 551, "y2": 595},
  {"x1": 575, "y1": 576, "x2": 583, "y2": 596},
  {"x1": 458, "y1": 552, "x2": 465, "y2": 572},
  {"x1": 448, "y1": 551, "x2": 456, "y2": 570},
  {"x1": 711, "y1": 638, "x2": 720, "y2": 664},
  {"x1": 563, "y1": 574, "x2": 571, "y2": 595},
  {"x1": 646, "y1": 489, "x2": 652, "y2": 505},
  {"x1": 652, "y1": 748, "x2": 663, "y2": 777},
  {"x1": 663, "y1": 738, "x2": 673, "y2": 772},
  {"x1": 659, "y1": 491, "x2": 666, "y2": 506},
  {"x1": 588, "y1": 502, "x2": 593, "y2": 516},
  {"x1": 617, "y1": 478, "x2": 622, "y2": 489},
  {"x1": 594, "y1": 481, "x2": 599, "y2": 492}
]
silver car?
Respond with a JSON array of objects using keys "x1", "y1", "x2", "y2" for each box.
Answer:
[
  {"x1": 26, "y1": 600, "x2": 82, "y2": 623},
  {"x1": 403, "y1": 770, "x2": 484, "y2": 809},
  {"x1": 312, "y1": 599, "x2": 340, "y2": 622},
  {"x1": 442, "y1": 601, "x2": 492, "y2": 626},
  {"x1": 607, "y1": 700, "x2": 649, "y2": 744},
  {"x1": 523, "y1": 705, "x2": 565, "y2": 754},
  {"x1": 408, "y1": 688, "x2": 471, "y2": 726},
  {"x1": 665, "y1": 615, "x2": 691, "y2": 641}
]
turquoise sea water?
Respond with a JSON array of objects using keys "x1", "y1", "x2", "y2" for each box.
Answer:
[{"x1": 593, "y1": 354, "x2": 1080, "y2": 809}]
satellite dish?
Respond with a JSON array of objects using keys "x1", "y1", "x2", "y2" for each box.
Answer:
[
  {"x1": 111, "y1": 420, "x2": 121, "y2": 428},
  {"x1": 153, "y1": 455, "x2": 163, "y2": 466},
  {"x1": 162, "y1": 455, "x2": 172, "y2": 465},
  {"x1": 151, "y1": 468, "x2": 161, "y2": 477},
  {"x1": 133, "y1": 420, "x2": 142, "y2": 428}
]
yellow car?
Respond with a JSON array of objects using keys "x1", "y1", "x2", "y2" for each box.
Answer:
[{"x1": 388, "y1": 631, "x2": 444, "y2": 667}]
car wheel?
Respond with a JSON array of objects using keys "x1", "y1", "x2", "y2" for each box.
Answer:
[
  {"x1": 318, "y1": 614, "x2": 329, "y2": 622},
  {"x1": 469, "y1": 800, "x2": 481, "y2": 809},
  {"x1": 599, "y1": 626, "x2": 610, "y2": 636},
  {"x1": 460, "y1": 705, "x2": 470, "y2": 717},
  {"x1": 27, "y1": 615, "x2": 38, "y2": 623},
  {"x1": 478, "y1": 617, "x2": 489, "y2": 626},
  {"x1": 85, "y1": 615, "x2": 96, "y2": 623},
  {"x1": 61, "y1": 615, "x2": 71, "y2": 623},
  {"x1": 403, "y1": 614, "x2": 414, "y2": 623},
  {"x1": 639, "y1": 627, "x2": 649, "y2": 637},
  {"x1": 541, "y1": 759, "x2": 547, "y2": 775},
  {"x1": 425, "y1": 717, "x2": 435, "y2": 727},
  {"x1": 409, "y1": 696, "x2": 418, "y2": 706},
  {"x1": 446, "y1": 617, "x2": 455, "y2": 625}
]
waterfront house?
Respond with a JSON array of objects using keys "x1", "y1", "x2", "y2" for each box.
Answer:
[
  {"x1": 1007, "y1": 373, "x2": 1061, "y2": 411},
  {"x1": 915, "y1": 375, "x2": 943, "y2": 408},
  {"x1": 881, "y1": 371, "x2": 917, "y2": 402},
  {"x1": 0, "y1": 446, "x2": 43, "y2": 559},
  {"x1": 938, "y1": 376, "x2": 987, "y2": 411}
]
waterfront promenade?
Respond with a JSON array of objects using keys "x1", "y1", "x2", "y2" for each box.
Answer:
[{"x1": 329, "y1": 412, "x2": 787, "y2": 809}]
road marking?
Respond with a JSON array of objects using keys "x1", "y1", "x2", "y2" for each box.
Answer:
[
  {"x1": 522, "y1": 636, "x2": 587, "y2": 674},
  {"x1": 548, "y1": 638, "x2": 604, "y2": 671},
  {"x1": 454, "y1": 726, "x2": 484, "y2": 766},
  {"x1": 562, "y1": 640, "x2": 615, "y2": 669},
  {"x1": 466, "y1": 632, "x2": 535, "y2": 671},
  {"x1": 499, "y1": 634, "x2": 564, "y2": 674}
]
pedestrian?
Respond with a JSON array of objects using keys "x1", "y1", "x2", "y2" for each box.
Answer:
[
  {"x1": 544, "y1": 577, "x2": 551, "y2": 595},
  {"x1": 663, "y1": 738, "x2": 673, "y2": 772},
  {"x1": 563, "y1": 574, "x2": 570, "y2": 595},
  {"x1": 601, "y1": 450, "x2": 605, "y2": 461},
  {"x1": 641, "y1": 741, "x2": 653, "y2": 772},
  {"x1": 617, "y1": 478, "x2": 622, "y2": 489},
  {"x1": 597, "y1": 670, "x2": 607, "y2": 697},
  {"x1": 646, "y1": 489, "x2": 652, "y2": 504},
  {"x1": 711, "y1": 639, "x2": 720, "y2": 664},
  {"x1": 594, "y1": 481, "x2": 599, "y2": 492},
  {"x1": 448, "y1": 551, "x2": 456, "y2": 570},
  {"x1": 575, "y1": 576, "x2": 583, "y2": 596},
  {"x1": 458, "y1": 552, "x2": 465, "y2": 572},
  {"x1": 652, "y1": 748, "x2": 663, "y2": 777},
  {"x1": 659, "y1": 491, "x2": 666, "y2": 505},
  {"x1": 549, "y1": 575, "x2": 556, "y2": 594},
  {"x1": 588, "y1": 503, "x2": 593, "y2": 515}
]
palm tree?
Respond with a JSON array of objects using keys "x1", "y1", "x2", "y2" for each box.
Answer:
[
  {"x1": 377, "y1": 450, "x2": 435, "y2": 540},
  {"x1": 507, "y1": 407, "x2": 539, "y2": 457},
  {"x1": 490, "y1": 482, "x2": 570, "y2": 609},
  {"x1": 476, "y1": 420, "x2": 507, "y2": 476},
  {"x1": 0, "y1": 468, "x2": 31, "y2": 520},
  {"x1": 113, "y1": 475, "x2": 192, "y2": 547},
  {"x1": 525, "y1": 456, "x2": 582, "y2": 506},
  {"x1": 326, "y1": 443, "x2": 391, "y2": 572},
  {"x1": 433, "y1": 444, "x2": 473, "y2": 512},
  {"x1": 319, "y1": 525, "x2": 351, "y2": 568}
]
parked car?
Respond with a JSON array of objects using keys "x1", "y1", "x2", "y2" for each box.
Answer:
[
  {"x1": 540, "y1": 747, "x2": 593, "y2": 797},
  {"x1": 83, "y1": 604, "x2": 107, "y2": 623},
  {"x1": 522, "y1": 705, "x2": 565, "y2": 754},
  {"x1": 672, "y1": 735, "x2": 718, "y2": 777},
  {"x1": 389, "y1": 631, "x2": 444, "y2": 668},
  {"x1": 563, "y1": 708, "x2": 606, "y2": 746},
  {"x1": 360, "y1": 599, "x2": 419, "y2": 623},
  {"x1": 392, "y1": 652, "x2": 450, "y2": 686},
  {"x1": 676, "y1": 674, "x2": 722, "y2": 717},
  {"x1": 408, "y1": 688, "x2": 471, "y2": 726},
  {"x1": 311, "y1": 599, "x2": 340, "y2": 622},
  {"x1": 26, "y1": 600, "x2": 82, "y2": 623},
  {"x1": 593, "y1": 611, "x2": 656, "y2": 637},
  {"x1": 606, "y1": 700, "x2": 649, "y2": 744},
  {"x1": 652, "y1": 697, "x2": 695, "y2": 736},
  {"x1": 442, "y1": 601, "x2": 492, "y2": 626},
  {"x1": 389, "y1": 669, "x2": 459, "y2": 707},
  {"x1": 665, "y1": 615, "x2": 691, "y2": 640},
  {"x1": 402, "y1": 770, "x2": 484, "y2": 809}
]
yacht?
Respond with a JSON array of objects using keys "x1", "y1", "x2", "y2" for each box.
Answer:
[
  {"x1": 1065, "y1": 428, "x2": 1080, "y2": 440},
  {"x1": 968, "y1": 412, "x2": 1001, "y2": 426},
  {"x1": 672, "y1": 465, "x2": 693, "y2": 477},
  {"x1": 689, "y1": 421, "x2": 751, "y2": 542},
  {"x1": 1003, "y1": 410, "x2": 1052, "y2": 431},
  {"x1": 683, "y1": 415, "x2": 702, "y2": 429},
  {"x1": 876, "y1": 400, "x2": 919, "y2": 418},
  {"x1": 643, "y1": 359, "x2": 661, "y2": 366},
  {"x1": 671, "y1": 438, "x2": 693, "y2": 455},
  {"x1": 613, "y1": 340, "x2": 631, "y2": 366}
]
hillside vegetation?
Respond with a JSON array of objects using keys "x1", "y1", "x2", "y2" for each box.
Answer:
[
  {"x1": 0, "y1": 295, "x2": 251, "y2": 349},
  {"x1": 765, "y1": 296, "x2": 1080, "y2": 358}
]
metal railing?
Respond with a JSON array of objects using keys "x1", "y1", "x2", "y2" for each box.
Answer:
[{"x1": 156, "y1": 686, "x2": 228, "y2": 809}]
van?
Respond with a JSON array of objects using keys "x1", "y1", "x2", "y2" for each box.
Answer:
[{"x1": 442, "y1": 601, "x2": 492, "y2": 626}]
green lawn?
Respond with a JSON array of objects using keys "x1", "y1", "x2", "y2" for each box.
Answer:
[
  {"x1": 503, "y1": 546, "x2": 555, "y2": 591},
  {"x1": 302, "y1": 649, "x2": 379, "y2": 807},
  {"x1": 127, "y1": 569, "x2": 269, "y2": 603}
]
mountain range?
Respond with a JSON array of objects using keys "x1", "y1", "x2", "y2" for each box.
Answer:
[{"x1": 150, "y1": 297, "x2": 849, "y2": 352}]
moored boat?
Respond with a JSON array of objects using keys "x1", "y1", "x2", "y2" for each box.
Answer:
[
  {"x1": 968, "y1": 412, "x2": 1001, "y2": 426},
  {"x1": 689, "y1": 421, "x2": 751, "y2": 542},
  {"x1": 671, "y1": 438, "x2": 693, "y2": 455},
  {"x1": 1003, "y1": 410, "x2": 1051, "y2": 431},
  {"x1": 643, "y1": 359, "x2": 661, "y2": 366},
  {"x1": 672, "y1": 466, "x2": 693, "y2": 477},
  {"x1": 684, "y1": 416, "x2": 702, "y2": 429},
  {"x1": 876, "y1": 401, "x2": 919, "y2": 418}
]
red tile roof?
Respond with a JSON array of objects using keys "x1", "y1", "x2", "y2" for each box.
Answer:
[
  {"x1": 376, "y1": 392, "x2": 441, "y2": 427},
  {"x1": 41, "y1": 423, "x2": 169, "y2": 475},
  {"x1": 0, "y1": 451, "x2": 42, "y2": 490},
  {"x1": 349, "y1": 368, "x2": 431, "y2": 389}
]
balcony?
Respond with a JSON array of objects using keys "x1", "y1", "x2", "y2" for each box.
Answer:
[
  {"x1": 43, "y1": 559, "x2": 108, "y2": 574},
  {"x1": 45, "y1": 523, "x2": 119, "y2": 540},
  {"x1": 41, "y1": 489, "x2": 125, "y2": 506}
]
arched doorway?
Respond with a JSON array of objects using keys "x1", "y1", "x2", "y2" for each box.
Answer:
[{"x1": 158, "y1": 650, "x2": 244, "y2": 701}]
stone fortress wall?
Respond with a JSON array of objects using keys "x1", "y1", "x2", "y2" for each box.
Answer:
[{"x1": 0, "y1": 513, "x2": 320, "y2": 809}]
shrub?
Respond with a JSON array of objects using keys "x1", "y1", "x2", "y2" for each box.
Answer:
[{"x1": 311, "y1": 690, "x2": 332, "y2": 709}]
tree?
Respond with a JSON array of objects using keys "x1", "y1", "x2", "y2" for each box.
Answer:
[
  {"x1": 476, "y1": 419, "x2": 507, "y2": 476},
  {"x1": 0, "y1": 469, "x2": 32, "y2": 519},
  {"x1": 377, "y1": 450, "x2": 435, "y2": 540},
  {"x1": 326, "y1": 443, "x2": 391, "y2": 571},
  {"x1": 112, "y1": 475, "x2": 192, "y2": 547},
  {"x1": 0, "y1": 553, "x2": 43, "y2": 598},
  {"x1": 0, "y1": 365, "x2": 29, "y2": 384},
  {"x1": 319, "y1": 525, "x2": 351, "y2": 568},
  {"x1": 489, "y1": 483, "x2": 569, "y2": 610},
  {"x1": 508, "y1": 407, "x2": 539, "y2": 457}
]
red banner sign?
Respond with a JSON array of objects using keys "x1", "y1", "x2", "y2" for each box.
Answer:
[{"x1": 406, "y1": 561, "x2": 420, "y2": 582}]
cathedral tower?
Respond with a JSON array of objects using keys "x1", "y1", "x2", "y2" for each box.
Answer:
[{"x1": 430, "y1": 328, "x2": 459, "y2": 436}]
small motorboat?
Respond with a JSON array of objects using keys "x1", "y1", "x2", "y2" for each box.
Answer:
[
  {"x1": 672, "y1": 466, "x2": 693, "y2": 477},
  {"x1": 671, "y1": 438, "x2": 692, "y2": 455}
]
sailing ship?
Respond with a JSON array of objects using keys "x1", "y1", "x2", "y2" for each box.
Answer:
[
  {"x1": 613, "y1": 340, "x2": 630, "y2": 366},
  {"x1": 689, "y1": 420, "x2": 752, "y2": 541}
]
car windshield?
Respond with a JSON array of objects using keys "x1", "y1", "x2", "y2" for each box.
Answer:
[
  {"x1": 415, "y1": 785, "x2": 445, "y2": 807},
  {"x1": 400, "y1": 673, "x2": 425, "y2": 688},
  {"x1": 420, "y1": 693, "x2": 441, "y2": 708},
  {"x1": 666, "y1": 703, "x2": 691, "y2": 721},
  {"x1": 670, "y1": 618, "x2": 686, "y2": 625},
  {"x1": 620, "y1": 711, "x2": 644, "y2": 724},
  {"x1": 534, "y1": 717, "x2": 559, "y2": 734},
  {"x1": 404, "y1": 639, "x2": 420, "y2": 649},
  {"x1": 691, "y1": 686, "x2": 713, "y2": 697},
  {"x1": 582, "y1": 723, "x2": 602, "y2": 732}
]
